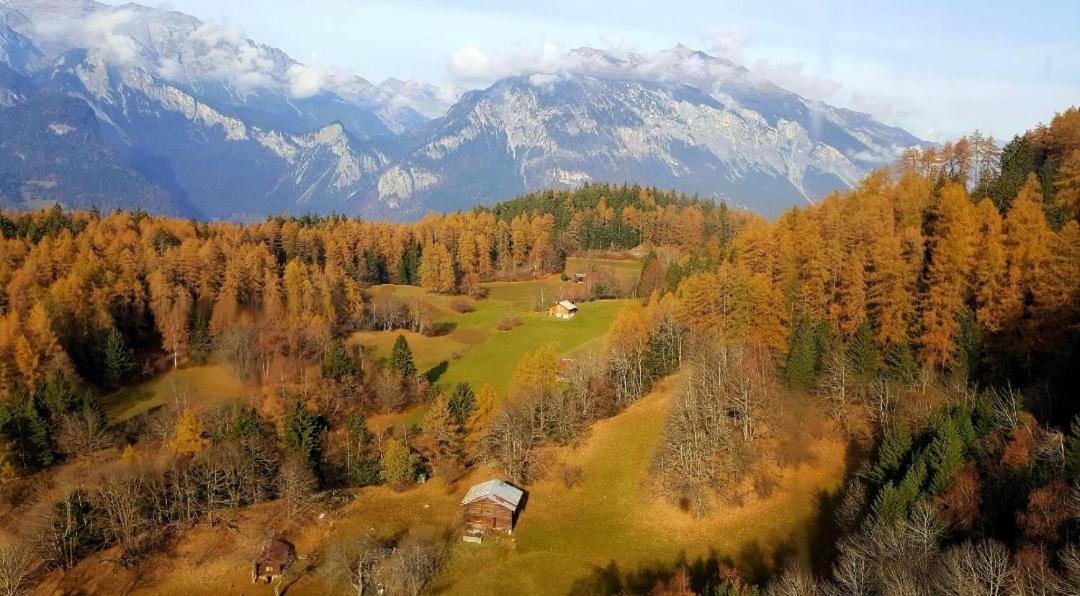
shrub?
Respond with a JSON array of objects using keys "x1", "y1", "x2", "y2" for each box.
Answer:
[
  {"x1": 560, "y1": 464, "x2": 584, "y2": 488},
  {"x1": 497, "y1": 314, "x2": 522, "y2": 331},
  {"x1": 449, "y1": 298, "x2": 474, "y2": 313}
]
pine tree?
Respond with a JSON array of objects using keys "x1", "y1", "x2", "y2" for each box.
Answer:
[
  {"x1": 380, "y1": 438, "x2": 417, "y2": 489},
  {"x1": 102, "y1": 328, "x2": 132, "y2": 387},
  {"x1": 170, "y1": 408, "x2": 208, "y2": 456},
  {"x1": 883, "y1": 342, "x2": 918, "y2": 386},
  {"x1": 282, "y1": 399, "x2": 323, "y2": 469},
  {"x1": 345, "y1": 412, "x2": 379, "y2": 486},
  {"x1": 783, "y1": 317, "x2": 818, "y2": 390},
  {"x1": 871, "y1": 424, "x2": 912, "y2": 485},
  {"x1": 187, "y1": 313, "x2": 212, "y2": 365},
  {"x1": 321, "y1": 338, "x2": 359, "y2": 382},
  {"x1": 390, "y1": 335, "x2": 416, "y2": 377},
  {"x1": 447, "y1": 382, "x2": 476, "y2": 428},
  {"x1": 846, "y1": 320, "x2": 879, "y2": 382},
  {"x1": 928, "y1": 416, "x2": 965, "y2": 495}
]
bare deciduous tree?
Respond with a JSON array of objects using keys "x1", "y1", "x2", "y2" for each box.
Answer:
[
  {"x1": 934, "y1": 539, "x2": 1012, "y2": 596},
  {"x1": 57, "y1": 410, "x2": 112, "y2": 456},
  {"x1": 0, "y1": 543, "x2": 33, "y2": 596},
  {"x1": 277, "y1": 456, "x2": 317, "y2": 518}
]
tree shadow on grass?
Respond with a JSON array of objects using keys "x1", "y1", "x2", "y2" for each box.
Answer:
[
  {"x1": 105, "y1": 387, "x2": 156, "y2": 421},
  {"x1": 567, "y1": 539, "x2": 800, "y2": 595},
  {"x1": 425, "y1": 361, "x2": 449, "y2": 384}
]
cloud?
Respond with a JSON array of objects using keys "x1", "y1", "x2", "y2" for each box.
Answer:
[
  {"x1": 447, "y1": 43, "x2": 745, "y2": 90},
  {"x1": 747, "y1": 58, "x2": 843, "y2": 99},
  {"x1": 34, "y1": 8, "x2": 141, "y2": 65},
  {"x1": 449, "y1": 46, "x2": 494, "y2": 82},
  {"x1": 442, "y1": 40, "x2": 912, "y2": 125},
  {"x1": 286, "y1": 64, "x2": 326, "y2": 98}
]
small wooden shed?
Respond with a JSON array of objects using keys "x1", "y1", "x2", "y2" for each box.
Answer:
[
  {"x1": 461, "y1": 479, "x2": 524, "y2": 533},
  {"x1": 549, "y1": 300, "x2": 578, "y2": 319},
  {"x1": 251, "y1": 537, "x2": 296, "y2": 584}
]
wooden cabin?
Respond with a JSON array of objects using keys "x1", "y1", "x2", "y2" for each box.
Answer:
[
  {"x1": 461, "y1": 479, "x2": 524, "y2": 533},
  {"x1": 251, "y1": 537, "x2": 296, "y2": 584},
  {"x1": 549, "y1": 300, "x2": 578, "y2": 319}
]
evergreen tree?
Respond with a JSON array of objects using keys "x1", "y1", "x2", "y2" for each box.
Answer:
[
  {"x1": 282, "y1": 399, "x2": 323, "y2": 470},
  {"x1": 447, "y1": 382, "x2": 476, "y2": 428},
  {"x1": 989, "y1": 135, "x2": 1037, "y2": 212},
  {"x1": 955, "y1": 311, "x2": 984, "y2": 379},
  {"x1": 390, "y1": 334, "x2": 416, "y2": 377},
  {"x1": 345, "y1": 412, "x2": 380, "y2": 486},
  {"x1": 927, "y1": 416, "x2": 965, "y2": 495},
  {"x1": 783, "y1": 317, "x2": 818, "y2": 390},
  {"x1": 102, "y1": 327, "x2": 132, "y2": 387},
  {"x1": 321, "y1": 338, "x2": 359, "y2": 382},
  {"x1": 870, "y1": 424, "x2": 913, "y2": 485},
  {"x1": 0, "y1": 393, "x2": 55, "y2": 469},
  {"x1": 846, "y1": 320, "x2": 879, "y2": 381},
  {"x1": 187, "y1": 313, "x2": 212, "y2": 365},
  {"x1": 883, "y1": 342, "x2": 918, "y2": 386},
  {"x1": 397, "y1": 240, "x2": 422, "y2": 285}
]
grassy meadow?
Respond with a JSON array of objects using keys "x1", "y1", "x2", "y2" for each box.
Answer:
[{"x1": 279, "y1": 378, "x2": 847, "y2": 595}]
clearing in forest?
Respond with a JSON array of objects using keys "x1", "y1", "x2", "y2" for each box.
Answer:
[
  {"x1": 350, "y1": 276, "x2": 635, "y2": 406},
  {"x1": 278, "y1": 378, "x2": 848, "y2": 595}
]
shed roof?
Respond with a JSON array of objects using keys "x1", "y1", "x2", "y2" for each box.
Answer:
[
  {"x1": 557, "y1": 300, "x2": 577, "y2": 311},
  {"x1": 257, "y1": 537, "x2": 295, "y2": 563},
  {"x1": 461, "y1": 480, "x2": 524, "y2": 510}
]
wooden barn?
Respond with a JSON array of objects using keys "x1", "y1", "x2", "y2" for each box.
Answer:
[
  {"x1": 549, "y1": 300, "x2": 578, "y2": 319},
  {"x1": 251, "y1": 537, "x2": 296, "y2": 585},
  {"x1": 461, "y1": 479, "x2": 524, "y2": 533}
]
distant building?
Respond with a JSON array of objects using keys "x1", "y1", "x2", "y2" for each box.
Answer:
[
  {"x1": 251, "y1": 537, "x2": 296, "y2": 585},
  {"x1": 549, "y1": 300, "x2": 578, "y2": 319},
  {"x1": 572, "y1": 272, "x2": 587, "y2": 283},
  {"x1": 461, "y1": 479, "x2": 524, "y2": 533}
]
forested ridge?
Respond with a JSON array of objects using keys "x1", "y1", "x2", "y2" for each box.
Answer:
[{"x1": 0, "y1": 108, "x2": 1076, "y2": 594}]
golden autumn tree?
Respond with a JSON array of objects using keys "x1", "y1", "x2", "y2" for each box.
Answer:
[
  {"x1": 170, "y1": 408, "x2": 209, "y2": 456},
  {"x1": 148, "y1": 271, "x2": 193, "y2": 369},
  {"x1": 510, "y1": 345, "x2": 558, "y2": 401},
  {"x1": 419, "y1": 242, "x2": 456, "y2": 294},
  {"x1": 1054, "y1": 149, "x2": 1080, "y2": 222},
  {"x1": 918, "y1": 183, "x2": 978, "y2": 368},
  {"x1": 867, "y1": 223, "x2": 913, "y2": 346},
  {"x1": 971, "y1": 199, "x2": 1019, "y2": 332}
]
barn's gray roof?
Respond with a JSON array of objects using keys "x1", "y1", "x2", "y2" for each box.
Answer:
[
  {"x1": 558, "y1": 300, "x2": 577, "y2": 311},
  {"x1": 461, "y1": 479, "x2": 524, "y2": 510}
]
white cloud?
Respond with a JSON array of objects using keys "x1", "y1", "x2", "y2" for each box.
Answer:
[
  {"x1": 34, "y1": 8, "x2": 141, "y2": 65},
  {"x1": 449, "y1": 46, "x2": 494, "y2": 82},
  {"x1": 287, "y1": 64, "x2": 326, "y2": 98}
]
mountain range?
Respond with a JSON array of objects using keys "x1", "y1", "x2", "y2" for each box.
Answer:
[{"x1": 0, "y1": 0, "x2": 926, "y2": 220}]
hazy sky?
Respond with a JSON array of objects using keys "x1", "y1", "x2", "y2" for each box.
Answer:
[{"x1": 113, "y1": 0, "x2": 1079, "y2": 141}]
